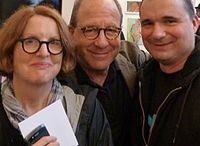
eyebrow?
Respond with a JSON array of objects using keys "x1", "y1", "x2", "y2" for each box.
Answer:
[
  {"x1": 162, "y1": 16, "x2": 179, "y2": 20},
  {"x1": 141, "y1": 15, "x2": 179, "y2": 23}
]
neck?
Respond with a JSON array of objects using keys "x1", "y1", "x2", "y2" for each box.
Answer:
[
  {"x1": 160, "y1": 49, "x2": 194, "y2": 73},
  {"x1": 84, "y1": 68, "x2": 109, "y2": 86},
  {"x1": 159, "y1": 53, "x2": 192, "y2": 74},
  {"x1": 12, "y1": 78, "x2": 52, "y2": 116}
]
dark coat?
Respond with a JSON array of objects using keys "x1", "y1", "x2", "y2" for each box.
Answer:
[
  {"x1": 0, "y1": 80, "x2": 113, "y2": 146},
  {"x1": 58, "y1": 40, "x2": 150, "y2": 146},
  {"x1": 134, "y1": 36, "x2": 200, "y2": 146}
]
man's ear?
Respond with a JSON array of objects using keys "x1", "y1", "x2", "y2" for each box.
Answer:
[
  {"x1": 68, "y1": 25, "x2": 75, "y2": 35},
  {"x1": 193, "y1": 15, "x2": 199, "y2": 33}
]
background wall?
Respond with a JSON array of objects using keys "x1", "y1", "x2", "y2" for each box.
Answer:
[
  {"x1": 195, "y1": 0, "x2": 200, "y2": 5},
  {"x1": 62, "y1": 0, "x2": 75, "y2": 24}
]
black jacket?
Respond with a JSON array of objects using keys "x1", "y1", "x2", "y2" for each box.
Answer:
[
  {"x1": 134, "y1": 36, "x2": 200, "y2": 146},
  {"x1": 58, "y1": 40, "x2": 150, "y2": 146}
]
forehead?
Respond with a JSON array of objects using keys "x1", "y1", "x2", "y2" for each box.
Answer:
[
  {"x1": 26, "y1": 15, "x2": 56, "y2": 26},
  {"x1": 76, "y1": 0, "x2": 121, "y2": 25},
  {"x1": 22, "y1": 15, "x2": 59, "y2": 36},
  {"x1": 140, "y1": 0, "x2": 188, "y2": 19}
]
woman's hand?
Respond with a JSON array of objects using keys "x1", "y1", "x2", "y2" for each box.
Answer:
[{"x1": 32, "y1": 136, "x2": 59, "y2": 146}]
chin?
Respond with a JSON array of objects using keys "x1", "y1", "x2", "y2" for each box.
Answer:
[
  {"x1": 91, "y1": 65, "x2": 109, "y2": 73},
  {"x1": 31, "y1": 76, "x2": 53, "y2": 84}
]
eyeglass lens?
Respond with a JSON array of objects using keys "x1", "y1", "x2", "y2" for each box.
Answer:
[
  {"x1": 19, "y1": 38, "x2": 63, "y2": 55},
  {"x1": 81, "y1": 27, "x2": 121, "y2": 40}
]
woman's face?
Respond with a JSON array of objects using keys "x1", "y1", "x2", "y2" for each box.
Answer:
[{"x1": 13, "y1": 15, "x2": 63, "y2": 85}]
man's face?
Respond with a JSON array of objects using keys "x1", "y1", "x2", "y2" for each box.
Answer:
[
  {"x1": 140, "y1": 0, "x2": 198, "y2": 72},
  {"x1": 69, "y1": 0, "x2": 121, "y2": 74}
]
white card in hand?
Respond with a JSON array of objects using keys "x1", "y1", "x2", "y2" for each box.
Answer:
[{"x1": 19, "y1": 99, "x2": 78, "y2": 146}]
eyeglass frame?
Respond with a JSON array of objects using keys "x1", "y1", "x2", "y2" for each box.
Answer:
[
  {"x1": 79, "y1": 26, "x2": 122, "y2": 40},
  {"x1": 18, "y1": 38, "x2": 63, "y2": 55}
]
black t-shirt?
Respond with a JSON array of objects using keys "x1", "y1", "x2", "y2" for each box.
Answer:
[
  {"x1": 75, "y1": 62, "x2": 134, "y2": 146},
  {"x1": 147, "y1": 67, "x2": 182, "y2": 139}
]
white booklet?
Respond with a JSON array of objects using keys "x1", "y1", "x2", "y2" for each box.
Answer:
[{"x1": 19, "y1": 99, "x2": 78, "y2": 146}]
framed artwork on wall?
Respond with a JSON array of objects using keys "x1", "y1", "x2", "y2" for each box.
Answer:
[
  {"x1": 125, "y1": 14, "x2": 145, "y2": 50},
  {"x1": 126, "y1": 0, "x2": 141, "y2": 14},
  {"x1": 127, "y1": 17, "x2": 141, "y2": 44},
  {"x1": 123, "y1": 0, "x2": 145, "y2": 50},
  {"x1": 124, "y1": 0, "x2": 142, "y2": 43},
  {"x1": 0, "y1": 0, "x2": 62, "y2": 25}
]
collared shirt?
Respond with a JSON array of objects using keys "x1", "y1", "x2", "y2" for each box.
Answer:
[{"x1": 75, "y1": 61, "x2": 134, "y2": 146}]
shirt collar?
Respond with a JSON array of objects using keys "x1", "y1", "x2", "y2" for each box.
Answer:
[{"x1": 75, "y1": 60, "x2": 121, "y2": 87}]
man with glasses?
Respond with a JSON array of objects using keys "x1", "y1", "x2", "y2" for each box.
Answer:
[{"x1": 59, "y1": 0, "x2": 148, "y2": 145}]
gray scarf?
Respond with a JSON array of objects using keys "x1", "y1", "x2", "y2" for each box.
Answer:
[{"x1": 1, "y1": 78, "x2": 64, "y2": 129}]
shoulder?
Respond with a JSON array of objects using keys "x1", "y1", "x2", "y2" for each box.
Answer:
[
  {"x1": 58, "y1": 76, "x2": 99, "y2": 132},
  {"x1": 60, "y1": 81, "x2": 113, "y2": 145},
  {"x1": 75, "y1": 92, "x2": 113, "y2": 146},
  {"x1": 119, "y1": 40, "x2": 150, "y2": 69},
  {"x1": 62, "y1": 85, "x2": 86, "y2": 132},
  {"x1": 58, "y1": 71, "x2": 98, "y2": 96}
]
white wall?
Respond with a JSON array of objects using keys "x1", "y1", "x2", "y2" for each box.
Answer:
[
  {"x1": 62, "y1": 0, "x2": 75, "y2": 24},
  {"x1": 196, "y1": 0, "x2": 200, "y2": 6}
]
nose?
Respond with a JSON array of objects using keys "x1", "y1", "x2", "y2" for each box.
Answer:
[
  {"x1": 151, "y1": 23, "x2": 166, "y2": 40},
  {"x1": 94, "y1": 30, "x2": 109, "y2": 48},
  {"x1": 36, "y1": 43, "x2": 50, "y2": 57}
]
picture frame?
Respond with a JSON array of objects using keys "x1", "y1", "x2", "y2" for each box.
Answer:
[
  {"x1": 125, "y1": 0, "x2": 142, "y2": 14},
  {"x1": 123, "y1": 0, "x2": 142, "y2": 40},
  {"x1": 125, "y1": 14, "x2": 145, "y2": 50},
  {"x1": 127, "y1": 16, "x2": 142, "y2": 44},
  {"x1": 122, "y1": 0, "x2": 146, "y2": 50}
]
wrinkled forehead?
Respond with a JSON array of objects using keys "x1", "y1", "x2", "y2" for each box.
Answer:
[
  {"x1": 76, "y1": 0, "x2": 121, "y2": 25},
  {"x1": 79, "y1": 0, "x2": 119, "y2": 14}
]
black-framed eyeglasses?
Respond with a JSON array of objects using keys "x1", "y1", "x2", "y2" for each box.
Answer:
[
  {"x1": 18, "y1": 38, "x2": 63, "y2": 55},
  {"x1": 80, "y1": 26, "x2": 122, "y2": 40}
]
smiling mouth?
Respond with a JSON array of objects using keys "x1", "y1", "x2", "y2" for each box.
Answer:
[
  {"x1": 93, "y1": 52, "x2": 109, "y2": 55},
  {"x1": 89, "y1": 49, "x2": 110, "y2": 55},
  {"x1": 89, "y1": 52, "x2": 110, "y2": 60},
  {"x1": 31, "y1": 62, "x2": 52, "y2": 69},
  {"x1": 154, "y1": 43, "x2": 169, "y2": 46},
  {"x1": 152, "y1": 40, "x2": 172, "y2": 46}
]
